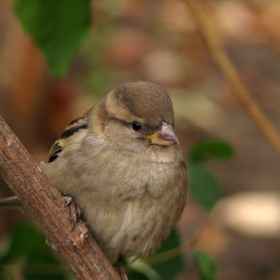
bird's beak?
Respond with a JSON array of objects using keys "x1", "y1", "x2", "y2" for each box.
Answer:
[{"x1": 147, "y1": 122, "x2": 179, "y2": 146}]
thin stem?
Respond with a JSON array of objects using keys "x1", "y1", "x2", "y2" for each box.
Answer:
[{"x1": 183, "y1": 0, "x2": 280, "y2": 157}]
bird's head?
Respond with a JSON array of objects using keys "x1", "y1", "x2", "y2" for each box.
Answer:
[{"x1": 91, "y1": 81, "x2": 179, "y2": 150}]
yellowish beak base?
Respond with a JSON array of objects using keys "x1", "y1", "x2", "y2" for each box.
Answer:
[{"x1": 146, "y1": 122, "x2": 179, "y2": 146}]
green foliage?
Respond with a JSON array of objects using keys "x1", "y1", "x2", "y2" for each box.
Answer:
[
  {"x1": 189, "y1": 164, "x2": 221, "y2": 210},
  {"x1": 128, "y1": 228, "x2": 184, "y2": 280},
  {"x1": 0, "y1": 222, "x2": 73, "y2": 280},
  {"x1": 148, "y1": 228, "x2": 184, "y2": 280},
  {"x1": 189, "y1": 139, "x2": 235, "y2": 164},
  {"x1": 193, "y1": 248, "x2": 217, "y2": 280},
  {"x1": 14, "y1": 0, "x2": 91, "y2": 77},
  {"x1": 81, "y1": 29, "x2": 117, "y2": 98},
  {"x1": 188, "y1": 138, "x2": 235, "y2": 210}
]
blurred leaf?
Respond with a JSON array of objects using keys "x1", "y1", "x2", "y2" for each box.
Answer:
[
  {"x1": 128, "y1": 228, "x2": 184, "y2": 280},
  {"x1": 193, "y1": 248, "x2": 217, "y2": 280},
  {"x1": 189, "y1": 164, "x2": 221, "y2": 210},
  {"x1": 85, "y1": 65, "x2": 115, "y2": 98},
  {"x1": 0, "y1": 222, "x2": 70, "y2": 280},
  {"x1": 0, "y1": 222, "x2": 46, "y2": 264},
  {"x1": 129, "y1": 259, "x2": 161, "y2": 280},
  {"x1": 151, "y1": 228, "x2": 184, "y2": 280},
  {"x1": 81, "y1": 27, "x2": 116, "y2": 98},
  {"x1": 128, "y1": 271, "x2": 150, "y2": 280},
  {"x1": 14, "y1": 0, "x2": 91, "y2": 77},
  {"x1": 189, "y1": 139, "x2": 235, "y2": 164},
  {"x1": 132, "y1": 228, "x2": 184, "y2": 280}
]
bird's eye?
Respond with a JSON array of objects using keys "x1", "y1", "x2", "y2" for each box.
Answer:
[{"x1": 132, "y1": 121, "x2": 142, "y2": 131}]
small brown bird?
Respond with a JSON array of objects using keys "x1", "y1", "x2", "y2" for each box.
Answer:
[{"x1": 2, "y1": 81, "x2": 187, "y2": 275}]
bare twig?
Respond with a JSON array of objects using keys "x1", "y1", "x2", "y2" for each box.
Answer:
[
  {"x1": 183, "y1": 0, "x2": 280, "y2": 157},
  {"x1": 0, "y1": 115, "x2": 120, "y2": 280}
]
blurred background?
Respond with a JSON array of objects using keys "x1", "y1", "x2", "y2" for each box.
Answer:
[{"x1": 1, "y1": 0, "x2": 280, "y2": 279}]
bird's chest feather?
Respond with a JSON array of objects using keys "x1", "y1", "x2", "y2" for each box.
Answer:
[
  {"x1": 79, "y1": 184, "x2": 183, "y2": 260},
  {"x1": 74, "y1": 147, "x2": 185, "y2": 260},
  {"x1": 81, "y1": 145, "x2": 178, "y2": 199}
]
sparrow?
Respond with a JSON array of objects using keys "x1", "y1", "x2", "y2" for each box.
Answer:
[{"x1": 1, "y1": 81, "x2": 188, "y2": 269}]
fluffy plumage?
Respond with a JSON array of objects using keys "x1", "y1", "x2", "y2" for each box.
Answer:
[{"x1": 19, "y1": 81, "x2": 189, "y2": 261}]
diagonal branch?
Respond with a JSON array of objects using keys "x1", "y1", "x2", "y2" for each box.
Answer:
[
  {"x1": 183, "y1": 0, "x2": 280, "y2": 157},
  {"x1": 0, "y1": 115, "x2": 120, "y2": 280}
]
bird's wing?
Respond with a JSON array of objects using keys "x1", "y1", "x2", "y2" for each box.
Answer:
[{"x1": 48, "y1": 113, "x2": 89, "y2": 163}]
